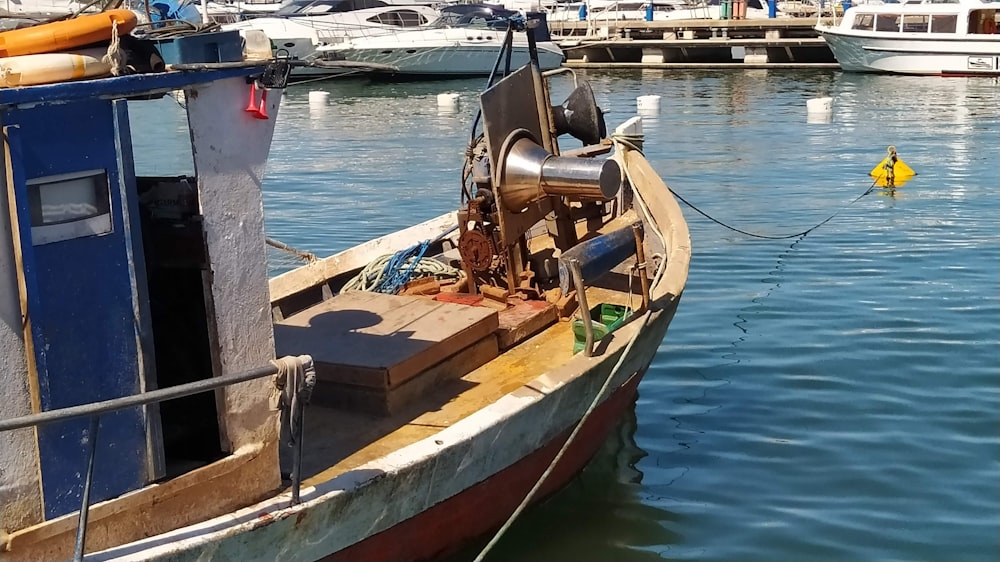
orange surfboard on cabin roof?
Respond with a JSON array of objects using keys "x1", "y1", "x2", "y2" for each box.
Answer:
[{"x1": 0, "y1": 9, "x2": 137, "y2": 58}]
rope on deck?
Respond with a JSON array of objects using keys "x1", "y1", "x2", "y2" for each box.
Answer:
[{"x1": 341, "y1": 244, "x2": 461, "y2": 294}]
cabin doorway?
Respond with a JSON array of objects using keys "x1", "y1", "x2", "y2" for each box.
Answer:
[{"x1": 136, "y1": 176, "x2": 226, "y2": 476}]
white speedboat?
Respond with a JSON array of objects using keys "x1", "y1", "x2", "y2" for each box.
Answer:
[
  {"x1": 815, "y1": 0, "x2": 1000, "y2": 75},
  {"x1": 221, "y1": 0, "x2": 439, "y2": 76},
  {"x1": 317, "y1": 4, "x2": 565, "y2": 75}
]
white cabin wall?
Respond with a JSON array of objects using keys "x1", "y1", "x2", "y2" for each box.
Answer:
[
  {"x1": 0, "y1": 164, "x2": 43, "y2": 532},
  {"x1": 185, "y1": 77, "x2": 282, "y2": 460}
]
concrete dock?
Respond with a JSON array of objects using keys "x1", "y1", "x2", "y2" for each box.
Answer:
[{"x1": 552, "y1": 18, "x2": 840, "y2": 70}]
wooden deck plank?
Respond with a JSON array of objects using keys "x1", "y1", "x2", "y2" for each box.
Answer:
[
  {"x1": 497, "y1": 300, "x2": 558, "y2": 350},
  {"x1": 274, "y1": 292, "x2": 499, "y2": 388},
  {"x1": 298, "y1": 285, "x2": 630, "y2": 484},
  {"x1": 308, "y1": 335, "x2": 500, "y2": 416}
]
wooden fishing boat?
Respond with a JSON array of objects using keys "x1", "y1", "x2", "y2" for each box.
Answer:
[{"x1": 0, "y1": 28, "x2": 689, "y2": 562}]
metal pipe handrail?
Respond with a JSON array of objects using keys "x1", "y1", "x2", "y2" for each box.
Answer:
[
  {"x1": 1, "y1": 355, "x2": 315, "y2": 562},
  {"x1": 0, "y1": 357, "x2": 309, "y2": 432}
]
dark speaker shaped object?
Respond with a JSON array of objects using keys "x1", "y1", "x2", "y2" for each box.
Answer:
[{"x1": 551, "y1": 80, "x2": 607, "y2": 146}]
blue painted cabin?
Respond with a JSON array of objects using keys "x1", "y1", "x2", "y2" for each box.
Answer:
[{"x1": 0, "y1": 67, "x2": 284, "y2": 556}]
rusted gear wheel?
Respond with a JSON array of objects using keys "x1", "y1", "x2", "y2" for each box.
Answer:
[{"x1": 458, "y1": 229, "x2": 495, "y2": 272}]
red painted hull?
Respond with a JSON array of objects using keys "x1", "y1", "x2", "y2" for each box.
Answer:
[{"x1": 325, "y1": 371, "x2": 644, "y2": 562}]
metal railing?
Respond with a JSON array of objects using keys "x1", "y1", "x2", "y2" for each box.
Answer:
[{"x1": 0, "y1": 355, "x2": 315, "y2": 562}]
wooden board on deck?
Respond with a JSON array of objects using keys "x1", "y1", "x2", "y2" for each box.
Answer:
[
  {"x1": 274, "y1": 291, "x2": 499, "y2": 389},
  {"x1": 497, "y1": 299, "x2": 558, "y2": 350},
  {"x1": 310, "y1": 335, "x2": 500, "y2": 415}
]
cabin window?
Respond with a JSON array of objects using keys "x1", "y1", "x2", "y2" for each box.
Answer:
[
  {"x1": 367, "y1": 9, "x2": 427, "y2": 26},
  {"x1": 875, "y1": 14, "x2": 900, "y2": 32},
  {"x1": 969, "y1": 9, "x2": 998, "y2": 34},
  {"x1": 27, "y1": 170, "x2": 112, "y2": 245},
  {"x1": 902, "y1": 14, "x2": 929, "y2": 32},
  {"x1": 852, "y1": 13, "x2": 874, "y2": 30},
  {"x1": 930, "y1": 14, "x2": 957, "y2": 33}
]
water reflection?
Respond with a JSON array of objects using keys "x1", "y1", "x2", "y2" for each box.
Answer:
[{"x1": 441, "y1": 402, "x2": 682, "y2": 562}]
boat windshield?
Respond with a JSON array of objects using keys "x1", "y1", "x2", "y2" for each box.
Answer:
[
  {"x1": 430, "y1": 4, "x2": 519, "y2": 28},
  {"x1": 275, "y1": 0, "x2": 388, "y2": 16}
]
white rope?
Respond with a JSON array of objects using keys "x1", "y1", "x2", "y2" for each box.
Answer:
[
  {"x1": 341, "y1": 254, "x2": 461, "y2": 294},
  {"x1": 473, "y1": 138, "x2": 668, "y2": 562},
  {"x1": 103, "y1": 19, "x2": 127, "y2": 76}
]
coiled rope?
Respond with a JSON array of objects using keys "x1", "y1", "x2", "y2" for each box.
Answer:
[{"x1": 341, "y1": 244, "x2": 461, "y2": 294}]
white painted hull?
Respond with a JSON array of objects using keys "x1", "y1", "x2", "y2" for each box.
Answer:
[
  {"x1": 815, "y1": 0, "x2": 1000, "y2": 76},
  {"x1": 221, "y1": 7, "x2": 440, "y2": 76},
  {"x1": 817, "y1": 27, "x2": 1000, "y2": 75},
  {"x1": 331, "y1": 43, "x2": 565, "y2": 75},
  {"x1": 322, "y1": 26, "x2": 565, "y2": 75},
  {"x1": 93, "y1": 309, "x2": 672, "y2": 561},
  {"x1": 818, "y1": 27, "x2": 1000, "y2": 74}
]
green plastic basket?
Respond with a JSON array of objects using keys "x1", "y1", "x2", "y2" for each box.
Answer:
[{"x1": 572, "y1": 303, "x2": 632, "y2": 354}]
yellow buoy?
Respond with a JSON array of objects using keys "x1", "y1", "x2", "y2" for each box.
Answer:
[{"x1": 870, "y1": 145, "x2": 915, "y2": 188}]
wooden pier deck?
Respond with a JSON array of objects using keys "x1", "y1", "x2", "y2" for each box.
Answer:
[{"x1": 552, "y1": 17, "x2": 840, "y2": 69}]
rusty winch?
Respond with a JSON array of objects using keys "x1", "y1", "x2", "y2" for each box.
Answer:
[{"x1": 457, "y1": 65, "x2": 619, "y2": 302}]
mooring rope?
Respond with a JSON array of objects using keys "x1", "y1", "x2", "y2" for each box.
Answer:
[
  {"x1": 609, "y1": 130, "x2": 889, "y2": 241},
  {"x1": 266, "y1": 237, "x2": 317, "y2": 263},
  {"x1": 667, "y1": 180, "x2": 879, "y2": 241}
]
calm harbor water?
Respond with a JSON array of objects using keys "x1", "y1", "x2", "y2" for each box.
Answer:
[{"x1": 210, "y1": 70, "x2": 998, "y2": 561}]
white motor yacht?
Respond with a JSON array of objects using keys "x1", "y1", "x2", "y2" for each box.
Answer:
[
  {"x1": 221, "y1": 0, "x2": 439, "y2": 75},
  {"x1": 815, "y1": 0, "x2": 1000, "y2": 75},
  {"x1": 316, "y1": 4, "x2": 565, "y2": 76}
]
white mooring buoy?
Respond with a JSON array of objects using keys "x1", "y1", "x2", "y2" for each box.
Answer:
[
  {"x1": 806, "y1": 97, "x2": 833, "y2": 114},
  {"x1": 308, "y1": 91, "x2": 330, "y2": 105},
  {"x1": 437, "y1": 93, "x2": 461, "y2": 108},
  {"x1": 806, "y1": 96, "x2": 833, "y2": 124},
  {"x1": 637, "y1": 95, "x2": 661, "y2": 115}
]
